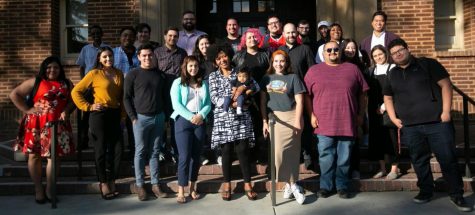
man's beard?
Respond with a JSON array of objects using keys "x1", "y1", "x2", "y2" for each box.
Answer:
[{"x1": 183, "y1": 23, "x2": 195, "y2": 31}]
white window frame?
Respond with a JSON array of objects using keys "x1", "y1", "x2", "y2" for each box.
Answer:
[
  {"x1": 434, "y1": 0, "x2": 464, "y2": 50},
  {"x1": 60, "y1": 0, "x2": 88, "y2": 61}
]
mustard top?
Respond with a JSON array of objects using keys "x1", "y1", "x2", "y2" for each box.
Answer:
[{"x1": 72, "y1": 68, "x2": 124, "y2": 111}]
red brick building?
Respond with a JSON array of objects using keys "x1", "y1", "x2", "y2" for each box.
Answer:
[{"x1": 0, "y1": 0, "x2": 474, "y2": 140}]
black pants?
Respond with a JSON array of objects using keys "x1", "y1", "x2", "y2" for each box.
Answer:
[
  {"x1": 221, "y1": 139, "x2": 251, "y2": 182},
  {"x1": 401, "y1": 122, "x2": 463, "y2": 198},
  {"x1": 89, "y1": 109, "x2": 123, "y2": 182}
]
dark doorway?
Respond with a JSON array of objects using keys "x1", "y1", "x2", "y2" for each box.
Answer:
[{"x1": 196, "y1": 0, "x2": 316, "y2": 42}]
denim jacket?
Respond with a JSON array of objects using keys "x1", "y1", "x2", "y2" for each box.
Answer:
[{"x1": 170, "y1": 77, "x2": 211, "y2": 121}]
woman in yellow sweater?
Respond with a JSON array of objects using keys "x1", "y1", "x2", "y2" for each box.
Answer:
[{"x1": 71, "y1": 47, "x2": 124, "y2": 200}]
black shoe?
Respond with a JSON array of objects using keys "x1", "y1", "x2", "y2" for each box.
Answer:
[
  {"x1": 337, "y1": 189, "x2": 350, "y2": 199},
  {"x1": 450, "y1": 197, "x2": 472, "y2": 212},
  {"x1": 413, "y1": 192, "x2": 432, "y2": 204},
  {"x1": 317, "y1": 189, "x2": 331, "y2": 198}
]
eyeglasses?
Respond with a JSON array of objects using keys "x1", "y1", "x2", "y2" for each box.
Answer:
[
  {"x1": 390, "y1": 48, "x2": 406, "y2": 57},
  {"x1": 326, "y1": 48, "x2": 340, "y2": 53},
  {"x1": 268, "y1": 21, "x2": 280, "y2": 26}
]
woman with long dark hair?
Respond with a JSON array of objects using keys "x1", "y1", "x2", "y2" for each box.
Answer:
[
  {"x1": 10, "y1": 56, "x2": 75, "y2": 203},
  {"x1": 170, "y1": 56, "x2": 211, "y2": 203},
  {"x1": 72, "y1": 46, "x2": 124, "y2": 200}
]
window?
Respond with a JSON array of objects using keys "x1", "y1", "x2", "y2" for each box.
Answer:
[
  {"x1": 258, "y1": 0, "x2": 274, "y2": 12},
  {"x1": 233, "y1": 0, "x2": 250, "y2": 13},
  {"x1": 60, "y1": 0, "x2": 88, "y2": 59},
  {"x1": 434, "y1": 0, "x2": 463, "y2": 50},
  {"x1": 210, "y1": 0, "x2": 217, "y2": 13}
]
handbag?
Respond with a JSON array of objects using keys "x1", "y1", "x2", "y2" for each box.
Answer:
[{"x1": 382, "y1": 112, "x2": 397, "y2": 128}]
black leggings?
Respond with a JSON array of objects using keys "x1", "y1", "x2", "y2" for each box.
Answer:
[
  {"x1": 89, "y1": 109, "x2": 123, "y2": 183},
  {"x1": 221, "y1": 139, "x2": 251, "y2": 182}
]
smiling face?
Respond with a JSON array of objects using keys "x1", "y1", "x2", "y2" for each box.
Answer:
[
  {"x1": 272, "y1": 54, "x2": 287, "y2": 74},
  {"x1": 267, "y1": 17, "x2": 282, "y2": 35},
  {"x1": 186, "y1": 60, "x2": 199, "y2": 77},
  {"x1": 99, "y1": 50, "x2": 114, "y2": 68},
  {"x1": 245, "y1": 32, "x2": 258, "y2": 48},
  {"x1": 120, "y1": 29, "x2": 136, "y2": 48},
  {"x1": 329, "y1": 25, "x2": 342, "y2": 41},
  {"x1": 198, "y1": 37, "x2": 210, "y2": 56},
  {"x1": 344, "y1": 42, "x2": 357, "y2": 58},
  {"x1": 137, "y1": 27, "x2": 150, "y2": 43},
  {"x1": 283, "y1": 23, "x2": 298, "y2": 45},
  {"x1": 372, "y1": 49, "x2": 387, "y2": 65},
  {"x1": 372, "y1": 15, "x2": 386, "y2": 33},
  {"x1": 182, "y1": 13, "x2": 196, "y2": 31},
  {"x1": 323, "y1": 42, "x2": 340, "y2": 65},
  {"x1": 389, "y1": 45, "x2": 410, "y2": 66},
  {"x1": 215, "y1": 51, "x2": 231, "y2": 70},
  {"x1": 226, "y1": 19, "x2": 239, "y2": 37},
  {"x1": 138, "y1": 49, "x2": 155, "y2": 69},
  {"x1": 297, "y1": 23, "x2": 310, "y2": 36},
  {"x1": 164, "y1": 29, "x2": 179, "y2": 48},
  {"x1": 46, "y1": 62, "x2": 60, "y2": 80}
]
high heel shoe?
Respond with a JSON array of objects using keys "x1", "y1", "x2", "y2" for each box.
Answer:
[{"x1": 99, "y1": 183, "x2": 115, "y2": 200}]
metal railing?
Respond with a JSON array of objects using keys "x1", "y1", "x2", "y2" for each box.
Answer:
[{"x1": 452, "y1": 84, "x2": 475, "y2": 178}]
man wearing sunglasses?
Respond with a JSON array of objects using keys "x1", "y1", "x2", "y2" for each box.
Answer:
[
  {"x1": 304, "y1": 41, "x2": 368, "y2": 199},
  {"x1": 383, "y1": 38, "x2": 471, "y2": 212}
]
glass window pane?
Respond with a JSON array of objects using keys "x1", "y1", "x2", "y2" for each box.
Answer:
[
  {"x1": 434, "y1": 0, "x2": 455, "y2": 17},
  {"x1": 66, "y1": 0, "x2": 87, "y2": 25},
  {"x1": 242, "y1": 1, "x2": 250, "y2": 12},
  {"x1": 258, "y1": 0, "x2": 275, "y2": 12},
  {"x1": 67, "y1": 27, "x2": 88, "y2": 53},
  {"x1": 233, "y1": 1, "x2": 241, "y2": 12},
  {"x1": 210, "y1": 0, "x2": 217, "y2": 13}
]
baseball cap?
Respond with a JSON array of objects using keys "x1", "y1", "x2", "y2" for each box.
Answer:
[{"x1": 318, "y1": 21, "x2": 331, "y2": 29}]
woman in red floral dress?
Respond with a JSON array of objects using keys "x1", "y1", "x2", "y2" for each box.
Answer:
[{"x1": 10, "y1": 56, "x2": 75, "y2": 204}]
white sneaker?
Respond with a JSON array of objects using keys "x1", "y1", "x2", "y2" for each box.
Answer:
[
  {"x1": 236, "y1": 107, "x2": 242, "y2": 115},
  {"x1": 217, "y1": 156, "x2": 222, "y2": 166},
  {"x1": 283, "y1": 183, "x2": 293, "y2": 199},
  {"x1": 291, "y1": 183, "x2": 305, "y2": 205}
]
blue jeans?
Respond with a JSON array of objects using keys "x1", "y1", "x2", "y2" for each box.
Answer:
[
  {"x1": 133, "y1": 113, "x2": 165, "y2": 187},
  {"x1": 175, "y1": 116, "x2": 205, "y2": 186},
  {"x1": 401, "y1": 122, "x2": 463, "y2": 198},
  {"x1": 316, "y1": 135, "x2": 355, "y2": 191}
]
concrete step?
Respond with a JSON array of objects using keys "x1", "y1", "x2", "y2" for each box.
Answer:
[{"x1": 0, "y1": 172, "x2": 473, "y2": 195}]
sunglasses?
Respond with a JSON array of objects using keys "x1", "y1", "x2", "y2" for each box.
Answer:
[{"x1": 326, "y1": 48, "x2": 340, "y2": 53}]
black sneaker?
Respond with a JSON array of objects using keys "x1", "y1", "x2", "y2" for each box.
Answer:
[
  {"x1": 450, "y1": 197, "x2": 472, "y2": 212},
  {"x1": 317, "y1": 189, "x2": 331, "y2": 198},
  {"x1": 413, "y1": 192, "x2": 432, "y2": 204},
  {"x1": 337, "y1": 189, "x2": 350, "y2": 199}
]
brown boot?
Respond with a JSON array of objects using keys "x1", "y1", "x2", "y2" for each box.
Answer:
[
  {"x1": 137, "y1": 186, "x2": 148, "y2": 201},
  {"x1": 152, "y1": 184, "x2": 169, "y2": 198}
]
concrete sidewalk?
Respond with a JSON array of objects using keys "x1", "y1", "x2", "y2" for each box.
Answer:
[{"x1": 0, "y1": 192, "x2": 473, "y2": 215}]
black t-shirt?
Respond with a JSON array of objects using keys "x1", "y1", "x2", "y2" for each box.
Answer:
[
  {"x1": 243, "y1": 53, "x2": 265, "y2": 82},
  {"x1": 383, "y1": 57, "x2": 449, "y2": 126}
]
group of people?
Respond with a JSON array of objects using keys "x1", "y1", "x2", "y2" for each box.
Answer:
[{"x1": 9, "y1": 10, "x2": 472, "y2": 212}]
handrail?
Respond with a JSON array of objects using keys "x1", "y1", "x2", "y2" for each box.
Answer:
[
  {"x1": 452, "y1": 84, "x2": 474, "y2": 178},
  {"x1": 453, "y1": 85, "x2": 475, "y2": 105}
]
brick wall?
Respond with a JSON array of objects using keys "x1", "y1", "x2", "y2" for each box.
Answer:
[
  {"x1": 88, "y1": 0, "x2": 139, "y2": 47},
  {"x1": 382, "y1": 0, "x2": 435, "y2": 57}
]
